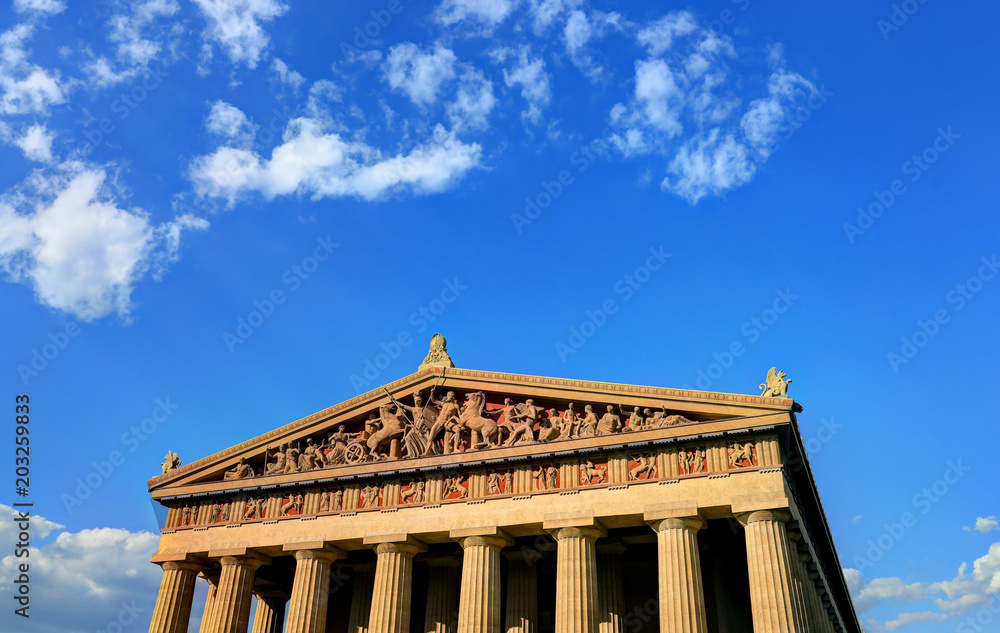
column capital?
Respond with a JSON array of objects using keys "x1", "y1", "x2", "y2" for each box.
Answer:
[
  {"x1": 292, "y1": 548, "x2": 345, "y2": 563},
  {"x1": 550, "y1": 525, "x2": 606, "y2": 542},
  {"x1": 543, "y1": 513, "x2": 606, "y2": 540},
  {"x1": 283, "y1": 538, "x2": 347, "y2": 557},
  {"x1": 451, "y1": 526, "x2": 513, "y2": 549},
  {"x1": 159, "y1": 561, "x2": 209, "y2": 574},
  {"x1": 649, "y1": 516, "x2": 704, "y2": 533},
  {"x1": 363, "y1": 533, "x2": 427, "y2": 556},
  {"x1": 253, "y1": 589, "x2": 291, "y2": 601},
  {"x1": 735, "y1": 509, "x2": 791, "y2": 526}
]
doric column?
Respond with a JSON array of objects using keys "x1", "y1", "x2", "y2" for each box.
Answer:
[
  {"x1": 454, "y1": 529, "x2": 512, "y2": 633},
  {"x1": 793, "y1": 550, "x2": 818, "y2": 633},
  {"x1": 545, "y1": 520, "x2": 605, "y2": 633},
  {"x1": 285, "y1": 545, "x2": 347, "y2": 633},
  {"x1": 738, "y1": 510, "x2": 804, "y2": 633},
  {"x1": 251, "y1": 590, "x2": 289, "y2": 633},
  {"x1": 366, "y1": 536, "x2": 427, "y2": 633},
  {"x1": 198, "y1": 570, "x2": 221, "y2": 633},
  {"x1": 149, "y1": 561, "x2": 204, "y2": 633},
  {"x1": 648, "y1": 517, "x2": 708, "y2": 633},
  {"x1": 424, "y1": 558, "x2": 460, "y2": 633},
  {"x1": 348, "y1": 564, "x2": 377, "y2": 633},
  {"x1": 595, "y1": 544, "x2": 626, "y2": 633},
  {"x1": 504, "y1": 552, "x2": 537, "y2": 633},
  {"x1": 785, "y1": 532, "x2": 810, "y2": 632},
  {"x1": 204, "y1": 553, "x2": 271, "y2": 633}
]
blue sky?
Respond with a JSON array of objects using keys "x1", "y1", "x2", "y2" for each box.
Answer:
[{"x1": 0, "y1": 0, "x2": 998, "y2": 632}]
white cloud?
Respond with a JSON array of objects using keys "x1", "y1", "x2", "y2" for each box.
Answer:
[
  {"x1": 525, "y1": 0, "x2": 584, "y2": 34},
  {"x1": 383, "y1": 42, "x2": 457, "y2": 106},
  {"x1": 84, "y1": 0, "x2": 180, "y2": 88},
  {"x1": 436, "y1": 0, "x2": 516, "y2": 31},
  {"x1": 637, "y1": 11, "x2": 697, "y2": 56},
  {"x1": 662, "y1": 129, "x2": 754, "y2": 203},
  {"x1": 190, "y1": 117, "x2": 482, "y2": 206},
  {"x1": 0, "y1": 504, "x2": 162, "y2": 633},
  {"x1": 271, "y1": 57, "x2": 305, "y2": 91},
  {"x1": 192, "y1": 0, "x2": 288, "y2": 69},
  {"x1": 881, "y1": 611, "x2": 948, "y2": 631},
  {"x1": 13, "y1": 123, "x2": 54, "y2": 162},
  {"x1": 0, "y1": 24, "x2": 66, "y2": 115},
  {"x1": 499, "y1": 47, "x2": 551, "y2": 125},
  {"x1": 205, "y1": 100, "x2": 258, "y2": 147},
  {"x1": 0, "y1": 163, "x2": 207, "y2": 321},
  {"x1": 965, "y1": 516, "x2": 998, "y2": 534},
  {"x1": 562, "y1": 9, "x2": 621, "y2": 81},
  {"x1": 12, "y1": 0, "x2": 65, "y2": 14},
  {"x1": 740, "y1": 67, "x2": 817, "y2": 159},
  {"x1": 447, "y1": 69, "x2": 495, "y2": 131}
]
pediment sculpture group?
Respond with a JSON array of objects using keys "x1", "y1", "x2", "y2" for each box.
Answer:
[{"x1": 223, "y1": 388, "x2": 696, "y2": 480}]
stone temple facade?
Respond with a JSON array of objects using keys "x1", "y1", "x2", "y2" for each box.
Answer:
[{"x1": 146, "y1": 350, "x2": 860, "y2": 633}]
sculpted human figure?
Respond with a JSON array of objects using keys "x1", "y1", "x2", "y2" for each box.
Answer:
[
  {"x1": 225, "y1": 457, "x2": 255, "y2": 480},
  {"x1": 319, "y1": 492, "x2": 330, "y2": 512},
  {"x1": 265, "y1": 444, "x2": 287, "y2": 475},
  {"x1": 366, "y1": 403, "x2": 407, "y2": 459},
  {"x1": 181, "y1": 505, "x2": 191, "y2": 526},
  {"x1": 425, "y1": 391, "x2": 461, "y2": 455},
  {"x1": 362, "y1": 485, "x2": 381, "y2": 509},
  {"x1": 487, "y1": 472, "x2": 501, "y2": 495},
  {"x1": 332, "y1": 489, "x2": 343, "y2": 511},
  {"x1": 620, "y1": 405, "x2": 644, "y2": 431},
  {"x1": 284, "y1": 444, "x2": 301, "y2": 474},
  {"x1": 546, "y1": 466, "x2": 559, "y2": 490},
  {"x1": 578, "y1": 405, "x2": 598, "y2": 437},
  {"x1": 244, "y1": 497, "x2": 263, "y2": 520},
  {"x1": 533, "y1": 466, "x2": 546, "y2": 490},
  {"x1": 299, "y1": 438, "x2": 320, "y2": 471},
  {"x1": 209, "y1": 502, "x2": 220, "y2": 523},
  {"x1": 597, "y1": 405, "x2": 621, "y2": 435},
  {"x1": 504, "y1": 400, "x2": 537, "y2": 446},
  {"x1": 324, "y1": 427, "x2": 350, "y2": 465},
  {"x1": 442, "y1": 475, "x2": 467, "y2": 499},
  {"x1": 488, "y1": 398, "x2": 524, "y2": 444},
  {"x1": 679, "y1": 449, "x2": 692, "y2": 474},
  {"x1": 161, "y1": 451, "x2": 181, "y2": 474},
  {"x1": 412, "y1": 481, "x2": 425, "y2": 503},
  {"x1": 691, "y1": 448, "x2": 705, "y2": 473},
  {"x1": 563, "y1": 404, "x2": 579, "y2": 437},
  {"x1": 538, "y1": 408, "x2": 563, "y2": 442},
  {"x1": 501, "y1": 471, "x2": 512, "y2": 493},
  {"x1": 219, "y1": 502, "x2": 229, "y2": 522},
  {"x1": 629, "y1": 456, "x2": 656, "y2": 480},
  {"x1": 393, "y1": 391, "x2": 433, "y2": 457}
]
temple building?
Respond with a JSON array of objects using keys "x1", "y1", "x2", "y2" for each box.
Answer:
[{"x1": 147, "y1": 336, "x2": 860, "y2": 633}]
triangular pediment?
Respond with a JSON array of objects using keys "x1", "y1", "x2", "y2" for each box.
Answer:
[{"x1": 148, "y1": 366, "x2": 794, "y2": 500}]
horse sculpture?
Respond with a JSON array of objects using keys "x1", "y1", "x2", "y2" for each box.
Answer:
[{"x1": 458, "y1": 392, "x2": 501, "y2": 449}]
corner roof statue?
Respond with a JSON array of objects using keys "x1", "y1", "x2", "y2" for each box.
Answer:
[
  {"x1": 161, "y1": 450, "x2": 180, "y2": 475},
  {"x1": 418, "y1": 332, "x2": 454, "y2": 370},
  {"x1": 146, "y1": 337, "x2": 860, "y2": 633},
  {"x1": 759, "y1": 366, "x2": 792, "y2": 398}
]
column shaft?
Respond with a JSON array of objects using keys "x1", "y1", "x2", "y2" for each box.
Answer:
[
  {"x1": 286, "y1": 549, "x2": 343, "y2": 633},
  {"x1": 198, "y1": 572, "x2": 221, "y2": 633},
  {"x1": 148, "y1": 562, "x2": 203, "y2": 633},
  {"x1": 553, "y1": 527, "x2": 601, "y2": 633},
  {"x1": 368, "y1": 543, "x2": 421, "y2": 633},
  {"x1": 741, "y1": 511, "x2": 804, "y2": 633},
  {"x1": 251, "y1": 594, "x2": 288, "y2": 633},
  {"x1": 651, "y1": 519, "x2": 708, "y2": 633},
  {"x1": 204, "y1": 555, "x2": 267, "y2": 633},
  {"x1": 424, "y1": 560, "x2": 460, "y2": 633},
  {"x1": 504, "y1": 555, "x2": 537, "y2": 633},
  {"x1": 457, "y1": 536, "x2": 506, "y2": 633}
]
